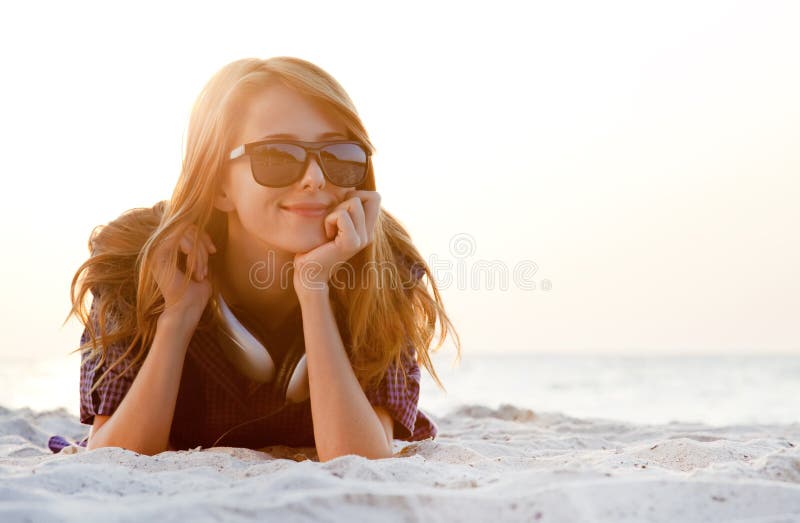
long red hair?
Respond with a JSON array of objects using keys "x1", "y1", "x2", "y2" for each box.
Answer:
[{"x1": 64, "y1": 56, "x2": 462, "y2": 398}]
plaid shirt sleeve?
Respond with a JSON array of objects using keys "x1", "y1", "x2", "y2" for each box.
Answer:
[
  {"x1": 361, "y1": 254, "x2": 438, "y2": 441},
  {"x1": 79, "y1": 292, "x2": 141, "y2": 425},
  {"x1": 363, "y1": 342, "x2": 428, "y2": 441}
]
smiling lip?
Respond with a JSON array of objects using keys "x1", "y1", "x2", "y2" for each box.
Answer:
[{"x1": 281, "y1": 202, "x2": 330, "y2": 217}]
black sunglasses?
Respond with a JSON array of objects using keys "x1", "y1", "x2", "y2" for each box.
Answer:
[{"x1": 228, "y1": 139, "x2": 371, "y2": 188}]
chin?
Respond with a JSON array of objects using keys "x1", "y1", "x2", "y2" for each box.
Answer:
[{"x1": 284, "y1": 234, "x2": 329, "y2": 255}]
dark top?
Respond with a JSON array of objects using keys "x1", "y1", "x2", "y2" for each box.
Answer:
[{"x1": 48, "y1": 269, "x2": 437, "y2": 453}]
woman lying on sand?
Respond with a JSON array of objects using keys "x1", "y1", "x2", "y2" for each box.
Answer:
[{"x1": 50, "y1": 56, "x2": 460, "y2": 461}]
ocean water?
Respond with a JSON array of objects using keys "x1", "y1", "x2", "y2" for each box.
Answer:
[
  {"x1": 420, "y1": 352, "x2": 800, "y2": 427},
  {"x1": 2, "y1": 352, "x2": 799, "y2": 427}
]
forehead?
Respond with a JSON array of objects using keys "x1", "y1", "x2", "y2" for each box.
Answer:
[{"x1": 238, "y1": 83, "x2": 350, "y2": 142}]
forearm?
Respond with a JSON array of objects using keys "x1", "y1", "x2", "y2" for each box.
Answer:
[
  {"x1": 298, "y1": 288, "x2": 392, "y2": 462},
  {"x1": 87, "y1": 311, "x2": 196, "y2": 455}
]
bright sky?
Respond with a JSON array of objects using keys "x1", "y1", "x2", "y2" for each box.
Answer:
[{"x1": 0, "y1": 0, "x2": 798, "y2": 389}]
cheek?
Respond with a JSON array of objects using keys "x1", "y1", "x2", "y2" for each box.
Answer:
[
  {"x1": 228, "y1": 179, "x2": 283, "y2": 228},
  {"x1": 231, "y1": 172, "x2": 283, "y2": 210},
  {"x1": 335, "y1": 186, "x2": 351, "y2": 200}
]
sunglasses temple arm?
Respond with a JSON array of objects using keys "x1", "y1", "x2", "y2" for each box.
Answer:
[{"x1": 229, "y1": 144, "x2": 245, "y2": 160}]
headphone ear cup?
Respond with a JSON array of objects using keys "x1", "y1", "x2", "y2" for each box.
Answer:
[
  {"x1": 285, "y1": 354, "x2": 309, "y2": 403},
  {"x1": 215, "y1": 293, "x2": 276, "y2": 383},
  {"x1": 272, "y1": 335, "x2": 309, "y2": 404}
]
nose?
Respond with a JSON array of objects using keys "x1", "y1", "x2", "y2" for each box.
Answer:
[{"x1": 299, "y1": 153, "x2": 325, "y2": 191}]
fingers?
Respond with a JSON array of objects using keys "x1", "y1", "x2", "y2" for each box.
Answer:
[
  {"x1": 360, "y1": 191, "x2": 381, "y2": 243},
  {"x1": 324, "y1": 210, "x2": 338, "y2": 240},
  {"x1": 323, "y1": 192, "x2": 380, "y2": 255},
  {"x1": 324, "y1": 207, "x2": 359, "y2": 250},
  {"x1": 176, "y1": 226, "x2": 215, "y2": 281},
  {"x1": 179, "y1": 236, "x2": 192, "y2": 255},
  {"x1": 344, "y1": 190, "x2": 381, "y2": 244},
  {"x1": 194, "y1": 240, "x2": 209, "y2": 282},
  {"x1": 204, "y1": 233, "x2": 217, "y2": 254},
  {"x1": 344, "y1": 197, "x2": 367, "y2": 244},
  {"x1": 329, "y1": 195, "x2": 367, "y2": 245},
  {"x1": 152, "y1": 223, "x2": 217, "y2": 309}
]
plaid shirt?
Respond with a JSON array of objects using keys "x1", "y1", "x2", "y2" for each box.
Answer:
[{"x1": 49, "y1": 275, "x2": 437, "y2": 453}]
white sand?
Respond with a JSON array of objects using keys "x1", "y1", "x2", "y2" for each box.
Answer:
[{"x1": 1, "y1": 403, "x2": 799, "y2": 522}]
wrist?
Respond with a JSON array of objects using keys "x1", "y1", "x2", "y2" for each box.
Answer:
[
  {"x1": 159, "y1": 306, "x2": 202, "y2": 333},
  {"x1": 295, "y1": 282, "x2": 330, "y2": 305}
]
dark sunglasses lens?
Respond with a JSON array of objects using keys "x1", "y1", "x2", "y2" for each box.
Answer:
[
  {"x1": 320, "y1": 144, "x2": 368, "y2": 186},
  {"x1": 249, "y1": 143, "x2": 306, "y2": 187}
]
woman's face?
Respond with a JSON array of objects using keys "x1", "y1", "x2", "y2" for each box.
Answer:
[{"x1": 216, "y1": 82, "x2": 355, "y2": 257}]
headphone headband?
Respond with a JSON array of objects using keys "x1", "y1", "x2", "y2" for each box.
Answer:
[{"x1": 214, "y1": 293, "x2": 310, "y2": 404}]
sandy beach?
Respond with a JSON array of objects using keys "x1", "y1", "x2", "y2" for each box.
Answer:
[{"x1": 1, "y1": 403, "x2": 799, "y2": 522}]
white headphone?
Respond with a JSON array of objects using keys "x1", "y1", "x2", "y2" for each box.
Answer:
[{"x1": 214, "y1": 293, "x2": 310, "y2": 404}]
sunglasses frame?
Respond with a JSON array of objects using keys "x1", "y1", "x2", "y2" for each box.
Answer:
[{"x1": 228, "y1": 139, "x2": 372, "y2": 188}]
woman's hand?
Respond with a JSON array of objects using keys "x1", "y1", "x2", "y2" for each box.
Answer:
[
  {"x1": 292, "y1": 189, "x2": 381, "y2": 297},
  {"x1": 151, "y1": 223, "x2": 217, "y2": 322}
]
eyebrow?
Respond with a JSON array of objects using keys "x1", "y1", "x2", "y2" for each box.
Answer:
[{"x1": 258, "y1": 131, "x2": 349, "y2": 140}]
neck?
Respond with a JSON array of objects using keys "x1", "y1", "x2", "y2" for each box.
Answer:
[{"x1": 217, "y1": 214, "x2": 299, "y2": 331}]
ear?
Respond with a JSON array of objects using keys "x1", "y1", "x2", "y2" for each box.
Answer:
[{"x1": 214, "y1": 179, "x2": 236, "y2": 213}]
